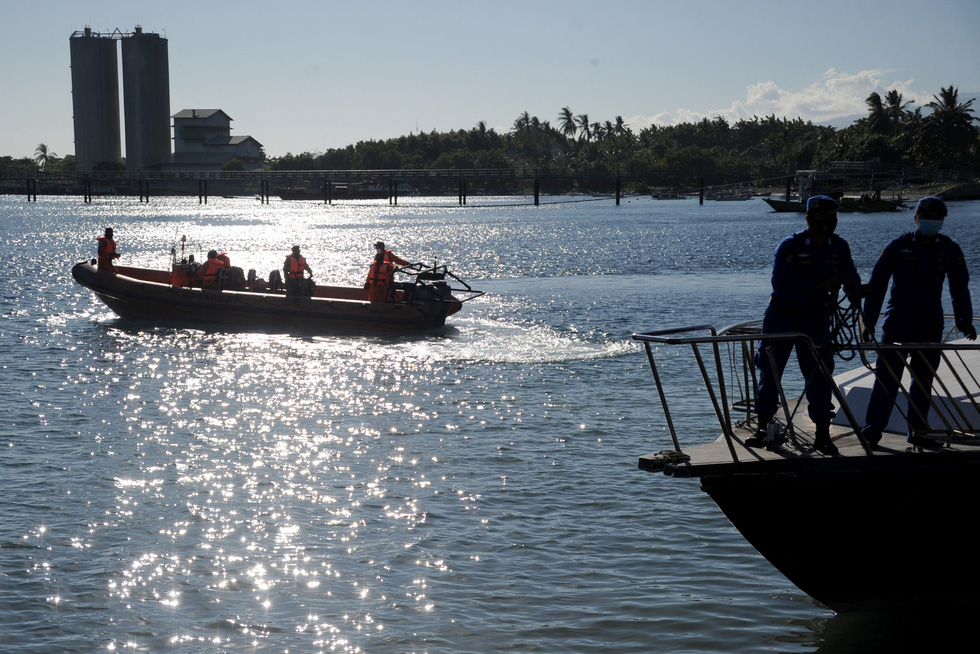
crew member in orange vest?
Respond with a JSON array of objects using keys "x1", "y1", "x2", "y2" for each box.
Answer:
[
  {"x1": 97, "y1": 227, "x2": 120, "y2": 273},
  {"x1": 364, "y1": 241, "x2": 410, "y2": 303},
  {"x1": 283, "y1": 245, "x2": 314, "y2": 296},
  {"x1": 198, "y1": 250, "x2": 231, "y2": 289}
]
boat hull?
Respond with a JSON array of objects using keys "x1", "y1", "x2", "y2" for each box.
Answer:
[
  {"x1": 72, "y1": 262, "x2": 459, "y2": 333},
  {"x1": 701, "y1": 452, "x2": 980, "y2": 611},
  {"x1": 764, "y1": 198, "x2": 904, "y2": 213}
]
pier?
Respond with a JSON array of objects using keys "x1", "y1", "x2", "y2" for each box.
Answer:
[{"x1": 2, "y1": 162, "x2": 974, "y2": 205}]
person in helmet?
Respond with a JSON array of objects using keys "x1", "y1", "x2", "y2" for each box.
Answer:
[
  {"x1": 747, "y1": 195, "x2": 860, "y2": 455},
  {"x1": 861, "y1": 196, "x2": 975, "y2": 448}
]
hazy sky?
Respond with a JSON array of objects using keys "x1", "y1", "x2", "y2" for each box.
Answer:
[{"x1": 2, "y1": 0, "x2": 978, "y2": 160}]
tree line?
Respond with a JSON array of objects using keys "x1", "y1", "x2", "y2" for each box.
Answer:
[{"x1": 6, "y1": 85, "x2": 977, "y2": 179}]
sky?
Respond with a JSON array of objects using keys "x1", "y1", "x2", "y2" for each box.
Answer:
[{"x1": 2, "y1": 0, "x2": 978, "y2": 160}]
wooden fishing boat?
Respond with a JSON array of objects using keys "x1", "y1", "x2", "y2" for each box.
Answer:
[
  {"x1": 633, "y1": 319, "x2": 980, "y2": 612},
  {"x1": 705, "y1": 188, "x2": 753, "y2": 201},
  {"x1": 72, "y1": 259, "x2": 483, "y2": 333},
  {"x1": 764, "y1": 197, "x2": 905, "y2": 213}
]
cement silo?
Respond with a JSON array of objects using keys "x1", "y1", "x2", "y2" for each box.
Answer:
[
  {"x1": 69, "y1": 28, "x2": 122, "y2": 172},
  {"x1": 122, "y1": 27, "x2": 171, "y2": 171}
]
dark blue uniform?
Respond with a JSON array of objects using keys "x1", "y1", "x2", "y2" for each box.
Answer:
[
  {"x1": 754, "y1": 230, "x2": 859, "y2": 424},
  {"x1": 862, "y1": 231, "x2": 973, "y2": 438}
]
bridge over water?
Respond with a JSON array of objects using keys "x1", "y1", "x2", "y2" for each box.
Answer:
[{"x1": 2, "y1": 163, "x2": 973, "y2": 205}]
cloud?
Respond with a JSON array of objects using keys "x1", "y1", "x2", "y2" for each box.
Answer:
[{"x1": 626, "y1": 69, "x2": 923, "y2": 131}]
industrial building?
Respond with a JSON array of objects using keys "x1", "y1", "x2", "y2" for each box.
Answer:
[
  {"x1": 69, "y1": 27, "x2": 261, "y2": 173},
  {"x1": 69, "y1": 28, "x2": 122, "y2": 172},
  {"x1": 165, "y1": 109, "x2": 264, "y2": 172},
  {"x1": 121, "y1": 27, "x2": 171, "y2": 172}
]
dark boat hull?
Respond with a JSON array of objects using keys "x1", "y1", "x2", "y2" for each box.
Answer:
[
  {"x1": 633, "y1": 322, "x2": 980, "y2": 612},
  {"x1": 764, "y1": 198, "x2": 904, "y2": 213},
  {"x1": 701, "y1": 450, "x2": 980, "y2": 611},
  {"x1": 72, "y1": 262, "x2": 459, "y2": 333}
]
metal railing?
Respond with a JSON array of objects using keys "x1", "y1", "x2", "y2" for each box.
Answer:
[{"x1": 632, "y1": 318, "x2": 980, "y2": 461}]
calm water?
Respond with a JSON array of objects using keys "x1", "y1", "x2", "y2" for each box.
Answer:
[{"x1": 1, "y1": 194, "x2": 977, "y2": 653}]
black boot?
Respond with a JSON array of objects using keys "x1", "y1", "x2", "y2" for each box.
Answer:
[
  {"x1": 745, "y1": 419, "x2": 769, "y2": 448},
  {"x1": 813, "y1": 421, "x2": 838, "y2": 455}
]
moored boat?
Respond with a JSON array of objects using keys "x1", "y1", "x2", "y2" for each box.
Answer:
[
  {"x1": 705, "y1": 188, "x2": 753, "y2": 201},
  {"x1": 764, "y1": 197, "x2": 905, "y2": 213},
  {"x1": 72, "y1": 259, "x2": 483, "y2": 333},
  {"x1": 632, "y1": 317, "x2": 980, "y2": 612}
]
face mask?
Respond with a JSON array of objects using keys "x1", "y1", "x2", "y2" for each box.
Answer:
[
  {"x1": 808, "y1": 215, "x2": 837, "y2": 238},
  {"x1": 917, "y1": 218, "x2": 943, "y2": 237}
]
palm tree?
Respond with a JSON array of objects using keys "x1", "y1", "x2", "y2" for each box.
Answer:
[
  {"x1": 576, "y1": 113, "x2": 591, "y2": 141},
  {"x1": 558, "y1": 107, "x2": 577, "y2": 139},
  {"x1": 921, "y1": 85, "x2": 978, "y2": 169},
  {"x1": 883, "y1": 90, "x2": 910, "y2": 125},
  {"x1": 511, "y1": 111, "x2": 531, "y2": 136},
  {"x1": 864, "y1": 92, "x2": 887, "y2": 134},
  {"x1": 926, "y1": 85, "x2": 976, "y2": 131},
  {"x1": 34, "y1": 143, "x2": 56, "y2": 169}
]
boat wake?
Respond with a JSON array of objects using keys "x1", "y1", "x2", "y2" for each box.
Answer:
[{"x1": 439, "y1": 315, "x2": 636, "y2": 364}]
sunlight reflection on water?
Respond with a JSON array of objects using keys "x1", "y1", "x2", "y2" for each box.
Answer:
[{"x1": 3, "y1": 196, "x2": 978, "y2": 652}]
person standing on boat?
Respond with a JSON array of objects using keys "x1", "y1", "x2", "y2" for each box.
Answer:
[
  {"x1": 284, "y1": 245, "x2": 313, "y2": 296},
  {"x1": 198, "y1": 250, "x2": 230, "y2": 289},
  {"x1": 97, "y1": 227, "x2": 120, "y2": 273},
  {"x1": 861, "y1": 196, "x2": 976, "y2": 448},
  {"x1": 364, "y1": 241, "x2": 410, "y2": 303},
  {"x1": 747, "y1": 195, "x2": 860, "y2": 455}
]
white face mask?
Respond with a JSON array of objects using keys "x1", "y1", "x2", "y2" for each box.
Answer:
[{"x1": 917, "y1": 218, "x2": 943, "y2": 237}]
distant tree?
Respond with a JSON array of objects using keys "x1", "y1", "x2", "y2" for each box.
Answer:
[
  {"x1": 883, "y1": 90, "x2": 910, "y2": 125},
  {"x1": 222, "y1": 157, "x2": 246, "y2": 171},
  {"x1": 919, "y1": 85, "x2": 978, "y2": 169},
  {"x1": 34, "y1": 143, "x2": 56, "y2": 169},
  {"x1": 576, "y1": 114, "x2": 591, "y2": 141},
  {"x1": 864, "y1": 92, "x2": 887, "y2": 135},
  {"x1": 558, "y1": 107, "x2": 577, "y2": 139}
]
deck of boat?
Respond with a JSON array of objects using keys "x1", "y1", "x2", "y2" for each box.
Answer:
[
  {"x1": 634, "y1": 325, "x2": 980, "y2": 479},
  {"x1": 639, "y1": 415, "x2": 980, "y2": 478}
]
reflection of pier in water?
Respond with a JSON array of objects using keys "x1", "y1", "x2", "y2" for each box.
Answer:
[{"x1": 2, "y1": 161, "x2": 975, "y2": 206}]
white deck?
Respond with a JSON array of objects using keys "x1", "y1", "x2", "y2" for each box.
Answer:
[{"x1": 832, "y1": 341, "x2": 979, "y2": 434}]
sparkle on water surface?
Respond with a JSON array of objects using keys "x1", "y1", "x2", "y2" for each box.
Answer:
[{"x1": 2, "y1": 195, "x2": 978, "y2": 652}]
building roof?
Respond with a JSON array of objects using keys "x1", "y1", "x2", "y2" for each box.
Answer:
[
  {"x1": 206, "y1": 135, "x2": 264, "y2": 148},
  {"x1": 172, "y1": 109, "x2": 233, "y2": 121}
]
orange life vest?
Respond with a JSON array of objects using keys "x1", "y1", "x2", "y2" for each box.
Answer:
[
  {"x1": 366, "y1": 255, "x2": 394, "y2": 288},
  {"x1": 97, "y1": 236, "x2": 116, "y2": 259},
  {"x1": 96, "y1": 236, "x2": 117, "y2": 271},
  {"x1": 201, "y1": 257, "x2": 225, "y2": 287},
  {"x1": 286, "y1": 254, "x2": 307, "y2": 278}
]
